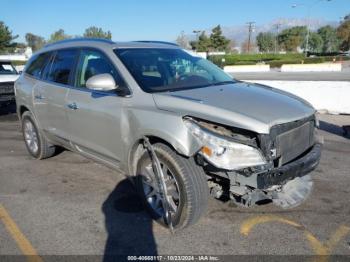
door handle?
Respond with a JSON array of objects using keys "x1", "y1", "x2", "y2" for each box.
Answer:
[
  {"x1": 34, "y1": 94, "x2": 44, "y2": 100},
  {"x1": 67, "y1": 102, "x2": 78, "y2": 110}
]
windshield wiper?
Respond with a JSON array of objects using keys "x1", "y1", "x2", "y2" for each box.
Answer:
[{"x1": 211, "y1": 80, "x2": 236, "y2": 86}]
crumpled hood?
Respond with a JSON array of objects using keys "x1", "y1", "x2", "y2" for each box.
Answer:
[{"x1": 152, "y1": 81, "x2": 315, "y2": 134}]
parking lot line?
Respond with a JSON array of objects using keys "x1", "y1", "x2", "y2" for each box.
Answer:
[
  {"x1": 241, "y1": 214, "x2": 350, "y2": 259},
  {"x1": 240, "y1": 215, "x2": 303, "y2": 236},
  {"x1": 305, "y1": 225, "x2": 350, "y2": 256},
  {"x1": 0, "y1": 204, "x2": 43, "y2": 262}
]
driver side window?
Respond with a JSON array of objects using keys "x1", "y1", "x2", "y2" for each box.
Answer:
[{"x1": 75, "y1": 49, "x2": 124, "y2": 89}]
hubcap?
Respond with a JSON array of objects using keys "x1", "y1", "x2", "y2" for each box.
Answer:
[
  {"x1": 141, "y1": 161, "x2": 180, "y2": 218},
  {"x1": 24, "y1": 120, "x2": 39, "y2": 154}
]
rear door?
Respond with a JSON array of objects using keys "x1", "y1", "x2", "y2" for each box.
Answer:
[
  {"x1": 29, "y1": 52, "x2": 54, "y2": 130},
  {"x1": 66, "y1": 48, "x2": 128, "y2": 165},
  {"x1": 36, "y1": 49, "x2": 78, "y2": 143}
]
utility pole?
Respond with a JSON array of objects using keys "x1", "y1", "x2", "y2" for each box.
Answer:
[
  {"x1": 193, "y1": 30, "x2": 202, "y2": 51},
  {"x1": 246, "y1": 22, "x2": 255, "y2": 53},
  {"x1": 274, "y1": 23, "x2": 282, "y2": 53}
]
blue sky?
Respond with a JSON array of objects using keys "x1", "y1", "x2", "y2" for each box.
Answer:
[{"x1": 2, "y1": 0, "x2": 349, "y2": 42}]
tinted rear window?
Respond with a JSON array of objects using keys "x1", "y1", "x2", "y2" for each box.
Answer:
[
  {"x1": 26, "y1": 52, "x2": 51, "y2": 78},
  {"x1": 47, "y1": 49, "x2": 78, "y2": 85}
]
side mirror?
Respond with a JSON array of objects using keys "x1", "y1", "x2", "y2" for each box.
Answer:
[{"x1": 86, "y1": 73, "x2": 117, "y2": 91}]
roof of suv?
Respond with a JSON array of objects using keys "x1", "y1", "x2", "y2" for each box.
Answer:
[{"x1": 39, "y1": 38, "x2": 180, "y2": 54}]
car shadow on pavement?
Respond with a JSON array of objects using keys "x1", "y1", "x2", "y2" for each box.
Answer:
[
  {"x1": 102, "y1": 178, "x2": 158, "y2": 261},
  {"x1": 0, "y1": 102, "x2": 17, "y2": 118},
  {"x1": 319, "y1": 120, "x2": 350, "y2": 139}
]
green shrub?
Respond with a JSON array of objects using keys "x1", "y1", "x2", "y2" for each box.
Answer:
[
  {"x1": 267, "y1": 60, "x2": 301, "y2": 68},
  {"x1": 303, "y1": 57, "x2": 325, "y2": 64},
  {"x1": 208, "y1": 53, "x2": 350, "y2": 68},
  {"x1": 208, "y1": 53, "x2": 305, "y2": 66}
]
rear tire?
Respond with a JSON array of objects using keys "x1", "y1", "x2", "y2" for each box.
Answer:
[
  {"x1": 21, "y1": 111, "x2": 56, "y2": 159},
  {"x1": 136, "y1": 143, "x2": 209, "y2": 230}
]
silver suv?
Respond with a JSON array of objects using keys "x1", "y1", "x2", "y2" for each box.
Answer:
[{"x1": 15, "y1": 39, "x2": 322, "y2": 230}]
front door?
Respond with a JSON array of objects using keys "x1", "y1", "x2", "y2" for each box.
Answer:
[
  {"x1": 66, "y1": 49, "x2": 128, "y2": 166},
  {"x1": 39, "y1": 49, "x2": 79, "y2": 143}
]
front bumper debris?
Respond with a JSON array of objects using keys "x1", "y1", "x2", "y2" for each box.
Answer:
[
  {"x1": 229, "y1": 143, "x2": 322, "y2": 191},
  {"x1": 257, "y1": 143, "x2": 322, "y2": 189}
]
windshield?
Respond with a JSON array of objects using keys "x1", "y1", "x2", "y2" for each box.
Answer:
[
  {"x1": 0, "y1": 62, "x2": 17, "y2": 75},
  {"x1": 114, "y1": 48, "x2": 234, "y2": 93}
]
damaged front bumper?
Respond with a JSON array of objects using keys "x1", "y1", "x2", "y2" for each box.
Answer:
[
  {"x1": 230, "y1": 143, "x2": 322, "y2": 190},
  {"x1": 257, "y1": 143, "x2": 322, "y2": 189}
]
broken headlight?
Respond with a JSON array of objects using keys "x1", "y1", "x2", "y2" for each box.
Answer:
[{"x1": 185, "y1": 120, "x2": 266, "y2": 170}]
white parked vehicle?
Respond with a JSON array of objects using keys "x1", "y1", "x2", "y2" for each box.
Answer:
[{"x1": 0, "y1": 60, "x2": 19, "y2": 106}]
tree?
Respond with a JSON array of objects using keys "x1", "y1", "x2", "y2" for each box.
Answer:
[
  {"x1": 337, "y1": 18, "x2": 350, "y2": 51},
  {"x1": 344, "y1": 13, "x2": 350, "y2": 21},
  {"x1": 48, "y1": 29, "x2": 71, "y2": 43},
  {"x1": 0, "y1": 21, "x2": 18, "y2": 52},
  {"x1": 209, "y1": 25, "x2": 230, "y2": 51},
  {"x1": 83, "y1": 26, "x2": 112, "y2": 39},
  {"x1": 317, "y1": 26, "x2": 340, "y2": 52},
  {"x1": 176, "y1": 31, "x2": 190, "y2": 49},
  {"x1": 278, "y1": 26, "x2": 307, "y2": 52},
  {"x1": 303, "y1": 32, "x2": 323, "y2": 53},
  {"x1": 25, "y1": 33, "x2": 46, "y2": 51},
  {"x1": 190, "y1": 31, "x2": 211, "y2": 52},
  {"x1": 256, "y1": 32, "x2": 275, "y2": 53}
]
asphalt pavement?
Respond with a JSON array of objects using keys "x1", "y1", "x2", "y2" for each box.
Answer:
[{"x1": 0, "y1": 104, "x2": 350, "y2": 259}]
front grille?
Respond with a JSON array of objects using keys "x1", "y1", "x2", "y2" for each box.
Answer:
[
  {"x1": 0, "y1": 82, "x2": 15, "y2": 95},
  {"x1": 258, "y1": 115, "x2": 316, "y2": 166},
  {"x1": 276, "y1": 121, "x2": 314, "y2": 164}
]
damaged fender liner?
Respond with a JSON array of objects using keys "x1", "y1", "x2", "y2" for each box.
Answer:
[{"x1": 256, "y1": 143, "x2": 322, "y2": 189}]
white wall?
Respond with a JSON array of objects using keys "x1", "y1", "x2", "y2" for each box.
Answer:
[
  {"x1": 224, "y1": 65, "x2": 270, "y2": 73},
  {"x1": 281, "y1": 63, "x2": 342, "y2": 72},
  {"x1": 243, "y1": 80, "x2": 350, "y2": 115}
]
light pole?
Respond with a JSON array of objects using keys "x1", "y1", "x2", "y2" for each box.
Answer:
[
  {"x1": 193, "y1": 30, "x2": 201, "y2": 41},
  {"x1": 292, "y1": 0, "x2": 332, "y2": 54}
]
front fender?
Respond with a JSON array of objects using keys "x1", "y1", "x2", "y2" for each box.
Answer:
[{"x1": 125, "y1": 108, "x2": 202, "y2": 157}]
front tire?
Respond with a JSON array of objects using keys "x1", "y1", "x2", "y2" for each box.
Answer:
[
  {"x1": 136, "y1": 143, "x2": 209, "y2": 230},
  {"x1": 21, "y1": 111, "x2": 56, "y2": 159}
]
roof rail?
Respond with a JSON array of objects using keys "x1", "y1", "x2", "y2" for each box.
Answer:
[
  {"x1": 44, "y1": 38, "x2": 115, "y2": 48},
  {"x1": 133, "y1": 40, "x2": 179, "y2": 47}
]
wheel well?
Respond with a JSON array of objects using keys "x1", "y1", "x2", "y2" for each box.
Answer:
[
  {"x1": 128, "y1": 136, "x2": 184, "y2": 177},
  {"x1": 19, "y1": 105, "x2": 29, "y2": 117}
]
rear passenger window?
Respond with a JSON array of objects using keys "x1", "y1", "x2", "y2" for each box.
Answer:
[
  {"x1": 26, "y1": 52, "x2": 51, "y2": 78},
  {"x1": 47, "y1": 49, "x2": 78, "y2": 85}
]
